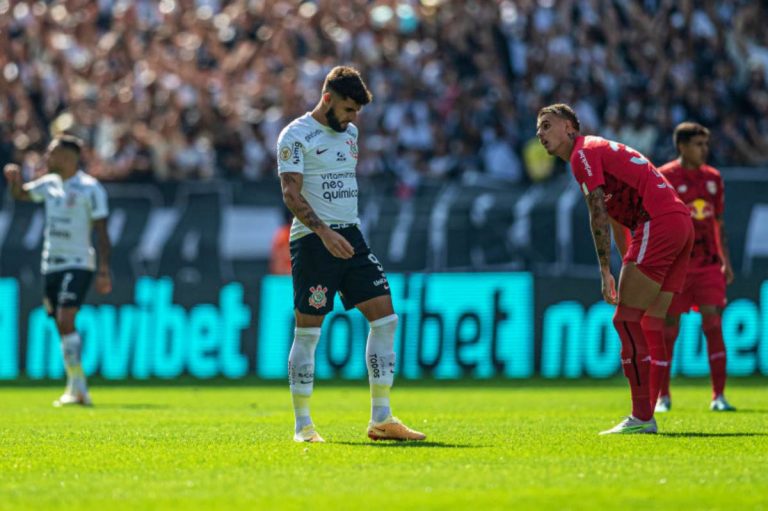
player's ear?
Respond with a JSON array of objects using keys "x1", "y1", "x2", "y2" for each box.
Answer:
[{"x1": 322, "y1": 92, "x2": 332, "y2": 105}]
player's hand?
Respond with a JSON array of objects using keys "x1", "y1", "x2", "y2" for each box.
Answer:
[
  {"x1": 3, "y1": 164, "x2": 22, "y2": 184},
  {"x1": 601, "y1": 270, "x2": 618, "y2": 305},
  {"x1": 319, "y1": 228, "x2": 354, "y2": 259},
  {"x1": 95, "y1": 271, "x2": 112, "y2": 294},
  {"x1": 723, "y1": 263, "x2": 735, "y2": 285}
]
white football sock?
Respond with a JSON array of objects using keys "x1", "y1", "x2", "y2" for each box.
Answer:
[
  {"x1": 289, "y1": 327, "x2": 321, "y2": 433},
  {"x1": 366, "y1": 314, "x2": 397, "y2": 423},
  {"x1": 61, "y1": 332, "x2": 87, "y2": 394}
]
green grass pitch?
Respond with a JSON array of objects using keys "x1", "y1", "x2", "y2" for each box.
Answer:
[{"x1": 1, "y1": 379, "x2": 766, "y2": 511}]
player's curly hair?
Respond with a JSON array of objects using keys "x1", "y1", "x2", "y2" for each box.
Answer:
[
  {"x1": 537, "y1": 103, "x2": 581, "y2": 132},
  {"x1": 323, "y1": 66, "x2": 372, "y2": 106},
  {"x1": 673, "y1": 122, "x2": 710, "y2": 148}
]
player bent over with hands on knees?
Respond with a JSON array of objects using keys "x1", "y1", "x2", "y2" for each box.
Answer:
[
  {"x1": 4, "y1": 135, "x2": 111, "y2": 407},
  {"x1": 656, "y1": 123, "x2": 736, "y2": 413},
  {"x1": 537, "y1": 104, "x2": 693, "y2": 435},
  {"x1": 276, "y1": 66, "x2": 425, "y2": 443}
]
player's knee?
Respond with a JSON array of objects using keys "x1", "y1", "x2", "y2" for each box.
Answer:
[
  {"x1": 613, "y1": 304, "x2": 644, "y2": 327},
  {"x1": 702, "y1": 314, "x2": 722, "y2": 331},
  {"x1": 55, "y1": 310, "x2": 77, "y2": 334},
  {"x1": 369, "y1": 313, "x2": 398, "y2": 333}
]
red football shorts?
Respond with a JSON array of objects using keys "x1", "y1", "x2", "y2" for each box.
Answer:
[
  {"x1": 624, "y1": 212, "x2": 694, "y2": 293},
  {"x1": 668, "y1": 265, "x2": 727, "y2": 315}
]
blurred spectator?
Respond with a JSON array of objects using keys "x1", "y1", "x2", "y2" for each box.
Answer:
[
  {"x1": 522, "y1": 135, "x2": 556, "y2": 183},
  {"x1": 0, "y1": 0, "x2": 766, "y2": 188},
  {"x1": 269, "y1": 208, "x2": 293, "y2": 276}
]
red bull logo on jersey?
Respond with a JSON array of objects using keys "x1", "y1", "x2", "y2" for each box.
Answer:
[
  {"x1": 689, "y1": 198, "x2": 714, "y2": 221},
  {"x1": 309, "y1": 285, "x2": 328, "y2": 309}
]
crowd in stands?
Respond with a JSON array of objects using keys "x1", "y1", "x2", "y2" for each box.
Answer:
[{"x1": 1, "y1": 0, "x2": 767, "y2": 190}]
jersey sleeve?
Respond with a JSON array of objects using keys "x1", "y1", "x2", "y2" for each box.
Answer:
[
  {"x1": 90, "y1": 182, "x2": 109, "y2": 220},
  {"x1": 570, "y1": 146, "x2": 605, "y2": 195},
  {"x1": 276, "y1": 128, "x2": 305, "y2": 174},
  {"x1": 712, "y1": 172, "x2": 724, "y2": 218},
  {"x1": 22, "y1": 175, "x2": 54, "y2": 203}
]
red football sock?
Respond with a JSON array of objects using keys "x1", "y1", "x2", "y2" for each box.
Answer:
[
  {"x1": 613, "y1": 305, "x2": 652, "y2": 421},
  {"x1": 703, "y1": 315, "x2": 727, "y2": 398},
  {"x1": 642, "y1": 316, "x2": 667, "y2": 408},
  {"x1": 661, "y1": 322, "x2": 680, "y2": 398}
]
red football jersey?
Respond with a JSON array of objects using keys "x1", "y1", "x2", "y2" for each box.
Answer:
[
  {"x1": 569, "y1": 136, "x2": 688, "y2": 230},
  {"x1": 658, "y1": 160, "x2": 724, "y2": 270}
]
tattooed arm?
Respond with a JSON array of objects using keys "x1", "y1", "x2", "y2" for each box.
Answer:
[
  {"x1": 585, "y1": 186, "x2": 618, "y2": 304},
  {"x1": 279, "y1": 172, "x2": 354, "y2": 259}
]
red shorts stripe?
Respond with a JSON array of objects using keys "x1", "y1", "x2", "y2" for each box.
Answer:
[{"x1": 636, "y1": 221, "x2": 650, "y2": 264}]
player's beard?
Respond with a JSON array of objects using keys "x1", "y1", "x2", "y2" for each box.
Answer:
[{"x1": 326, "y1": 105, "x2": 346, "y2": 133}]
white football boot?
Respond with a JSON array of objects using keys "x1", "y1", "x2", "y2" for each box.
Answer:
[
  {"x1": 599, "y1": 416, "x2": 658, "y2": 435},
  {"x1": 710, "y1": 394, "x2": 736, "y2": 412},
  {"x1": 655, "y1": 395, "x2": 671, "y2": 413},
  {"x1": 293, "y1": 424, "x2": 325, "y2": 443}
]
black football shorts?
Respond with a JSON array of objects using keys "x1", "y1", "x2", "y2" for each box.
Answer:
[
  {"x1": 43, "y1": 269, "x2": 94, "y2": 316},
  {"x1": 290, "y1": 226, "x2": 391, "y2": 315}
]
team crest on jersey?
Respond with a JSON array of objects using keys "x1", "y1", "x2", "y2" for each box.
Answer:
[
  {"x1": 279, "y1": 146, "x2": 292, "y2": 161},
  {"x1": 707, "y1": 181, "x2": 717, "y2": 195},
  {"x1": 308, "y1": 285, "x2": 328, "y2": 309},
  {"x1": 346, "y1": 139, "x2": 358, "y2": 159}
]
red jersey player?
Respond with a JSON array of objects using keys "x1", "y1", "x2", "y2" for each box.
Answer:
[
  {"x1": 656, "y1": 122, "x2": 736, "y2": 413},
  {"x1": 537, "y1": 104, "x2": 693, "y2": 435}
]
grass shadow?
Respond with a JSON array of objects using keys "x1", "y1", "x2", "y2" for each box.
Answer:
[
  {"x1": 659, "y1": 432, "x2": 767, "y2": 438},
  {"x1": 729, "y1": 409, "x2": 768, "y2": 414},
  {"x1": 330, "y1": 440, "x2": 484, "y2": 448},
  {"x1": 94, "y1": 404, "x2": 170, "y2": 410}
]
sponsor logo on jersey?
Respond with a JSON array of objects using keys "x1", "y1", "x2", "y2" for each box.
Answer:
[
  {"x1": 677, "y1": 184, "x2": 687, "y2": 194},
  {"x1": 304, "y1": 129, "x2": 321, "y2": 143},
  {"x1": 308, "y1": 284, "x2": 328, "y2": 309},
  {"x1": 689, "y1": 198, "x2": 714, "y2": 221},
  {"x1": 316, "y1": 147, "x2": 329, "y2": 155},
  {"x1": 577, "y1": 150, "x2": 592, "y2": 176},
  {"x1": 336, "y1": 152, "x2": 346, "y2": 162},
  {"x1": 707, "y1": 180, "x2": 717, "y2": 195},
  {"x1": 292, "y1": 142, "x2": 302, "y2": 164}
]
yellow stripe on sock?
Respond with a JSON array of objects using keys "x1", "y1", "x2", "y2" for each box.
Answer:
[
  {"x1": 292, "y1": 394, "x2": 311, "y2": 416},
  {"x1": 371, "y1": 384, "x2": 391, "y2": 399}
]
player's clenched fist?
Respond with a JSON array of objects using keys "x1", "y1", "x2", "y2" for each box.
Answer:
[{"x1": 3, "y1": 163, "x2": 22, "y2": 183}]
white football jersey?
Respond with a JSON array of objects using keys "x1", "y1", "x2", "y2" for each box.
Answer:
[
  {"x1": 276, "y1": 113, "x2": 361, "y2": 240},
  {"x1": 24, "y1": 170, "x2": 109, "y2": 274}
]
